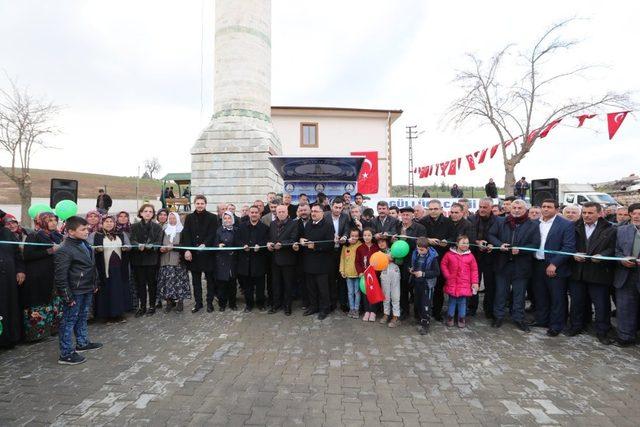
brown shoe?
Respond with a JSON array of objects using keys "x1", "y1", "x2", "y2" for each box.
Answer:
[
  {"x1": 458, "y1": 317, "x2": 466, "y2": 328},
  {"x1": 388, "y1": 316, "x2": 399, "y2": 328},
  {"x1": 446, "y1": 316, "x2": 454, "y2": 327},
  {"x1": 379, "y1": 314, "x2": 389, "y2": 324}
]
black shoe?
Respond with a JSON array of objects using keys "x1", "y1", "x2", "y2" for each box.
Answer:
[
  {"x1": 301, "y1": 306, "x2": 308, "y2": 312},
  {"x1": 76, "y1": 342, "x2": 103, "y2": 353},
  {"x1": 467, "y1": 311, "x2": 477, "y2": 317},
  {"x1": 484, "y1": 313, "x2": 495, "y2": 320},
  {"x1": 219, "y1": 305, "x2": 226, "y2": 312},
  {"x1": 564, "y1": 328, "x2": 582, "y2": 337},
  {"x1": 176, "y1": 300, "x2": 183, "y2": 312},
  {"x1": 317, "y1": 312, "x2": 327, "y2": 320},
  {"x1": 155, "y1": 301, "x2": 163, "y2": 309},
  {"x1": 243, "y1": 306, "x2": 253, "y2": 313},
  {"x1": 206, "y1": 304, "x2": 214, "y2": 313},
  {"x1": 135, "y1": 308, "x2": 146, "y2": 318},
  {"x1": 546, "y1": 329, "x2": 560, "y2": 337},
  {"x1": 614, "y1": 338, "x2": 635, "y2": 348},
  {"x1": 418, "y1": 324, "x2": 429, "y2": 335},
  {"x1": 164, "y1": 304, "x2": 172, "y2": 314},
  {"x1": 303, "y1": 309, "x2": 318, "y2": 316},
  {"x1": 341, "y1": 305, "x2": 349, "y2": 313},
  {"x1": 597, "y1": 334, "x2": 614, "y2": 345},
  {"x1": 259, "y1": 306, "x2": 267, "y2": 312},
  {"x1": 191, "y1": 304, "x2": 202, "y2": 314},
  {"x1": 527, "y1": 321, "x2": 548, "y2": 328},
  {"x1": 491, "y1": 318, "x2": 503, "y2": 328},
  {"x1": 514, "y1": 321, "x2": 530, "y2": 333},
  {"x1": 525, "y1": 305, "x2": 536, "y2": 313},
  {"x1": 58, "y1": 352, "x2": 86, "y2": 365},
  {"x1": 284, "y1": 308, "x2": 292, "y2": 316},
  {"x1": 146, "y1": 308, "x2": 155, "y2": 316},
  {"x1": 268, "y1": 307, "x2": 279, "y2": 314},
  {"x1": 433, "y1": 314, "x2": 443, "y2": 322},
  {"x1": 230, "y1": 305, "x2": 238, "y2": 311}
]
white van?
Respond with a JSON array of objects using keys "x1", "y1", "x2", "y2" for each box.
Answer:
[{"x1": 563, "y1": 192, "x2": 618, "y2": 207}]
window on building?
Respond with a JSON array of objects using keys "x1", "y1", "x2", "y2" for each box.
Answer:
[{"x1": 300, "y1": 122, "x2": 318, "y2": 147}]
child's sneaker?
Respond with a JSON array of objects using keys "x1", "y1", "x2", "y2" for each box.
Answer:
[
  {"x1": 379, "y1": 314, "x2": 389, "y2": 324},
  {"x1": 349, "y1": 310, "x2": 357, "y2": 319},
  {"x1": 458, "y1": 317, "x2": 466, "y2": 328},
  {"x1": 58, "y1": 352, "x2": 86, "y2": 365},
  {"x1": 369, "y1": 312, "x2": 376, "y2": 322},
  {"x1": 76, "y1": 342, "x2": 103, "y2": 353},
  {"x1": 446, "y1": 316, "x2": 454, "y2": 327},
  {"x1": 362, "y1": 312, "x2": 371, "y2": 322},
  {"x1": 417, "y1": 324, "x2": 429, "y2": 335},
  {"x1": 388, "y1": 316, "x2": 399, "y2": 328}
]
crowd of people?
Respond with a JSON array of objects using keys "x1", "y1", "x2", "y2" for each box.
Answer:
[{"x1": 0, "y1": 189, "x2": 639, "y2": 366}]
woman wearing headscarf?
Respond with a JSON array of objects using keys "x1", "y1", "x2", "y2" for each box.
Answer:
[
  {"x1": 85, "y1": 209, "x2": 102, "y2": 234},
  {"x1": 93, "y1": 215, "x2": 132, "y2": 322},
  {"x1": 153, "y1": 208, "x2": 170, "y2": 309},
  {"x1": 214, "y1": 211, "x2": 239, "y2": 312},
  {"x1": 20, "y1": 212, "x2": 64, "y2": 342},
  {"x1": 158, "y1": 212, "x2": 191, "y2": 313},
  {"x1": 115, "y1": 210, "x2": 138, "y2": 310},
  {"x1": 4, "y1": 213, "x2": 30, "y2": 242},
  {"x1": 0, "y1": 210, "x2": 25, "y2": 349}
]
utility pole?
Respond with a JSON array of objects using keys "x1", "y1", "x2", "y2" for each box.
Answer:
[{"x1": 406, "y1": 125, "x2": 421, "y2": 197}]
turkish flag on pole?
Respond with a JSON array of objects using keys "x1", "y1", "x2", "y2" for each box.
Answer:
[
  {"x1": 351, "y1": 151, "x2": 378, "y2": 194},
  {"x1": 576, "y1": 114, "x2": 596, "y2": 127},
  {"x1": 607, "y1": 112, "x2": 629, "y2": 140},
  {"x1": 364, "y1": 266, "x2": 385, "y2": 304}
]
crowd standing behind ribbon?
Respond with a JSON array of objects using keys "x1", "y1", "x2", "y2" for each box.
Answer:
[{"x1": 0, "y1": 190, "x2": 639, "y2": 366}]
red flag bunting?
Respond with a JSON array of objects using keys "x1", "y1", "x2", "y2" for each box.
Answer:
[
  {"x1": 527, "y1": 128, "x2": 541, "y2": 144},
  {"x1": 607, "y1": 112, "x2": 629, "y2": 140},
  {"x1": 448, "y1": 159, "x2": 457, "y2": 176},
  {"x1": 576, "y1": 114, "x2": 596, "y2": 127},
  {"x1": 476, "y1": 148, "x2": 488, "y2": 164},
  {"x1": 364, "y1": 266, "x2": 385, "y2": 304},
  {"x1": 489, "y1": 144, "x2": 499, "y2": 159},
  {"x1": 466, "y1": 154, "x2": 476, "y2": 171},
  {"x1": 439, "y1": 161, "x2": 450, "y2": 177},
  {"x1": 539, "y1": 119, "x2": 562, "y2": 138}
]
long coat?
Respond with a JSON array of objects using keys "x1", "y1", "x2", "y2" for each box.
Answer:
[
  {"x1": 488, "y1": 217, "x2": 541, "y2": 279},
  {"x1": 181, "y1": 210, "x2": 218, "y2": 272},
  {"x1": 0, "y1": 228, "x2": 24, "y2": 347},
  {"x1": 129, "y1": 220, "x2": 163, "y2": 266},
  {"x1": 214, "y1": 227, "x2": 239, "y2": 282},
  {"x1": 236, "y1": 221, "x2": 269, "y2": 277},
  {"x1": 269, "y1": 219, "x2": 300, "y2": 266},
  {"x1": 300, "y1": 218, "x2": 335, "y2": 275},
  {"x1": 21, "y1": 230, "x2": 62, "y2": 307},
  {"x1": 571, "y1": 219, "x2": 616, "y2": 285}
]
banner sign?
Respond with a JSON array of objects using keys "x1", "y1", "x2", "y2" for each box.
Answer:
[{"x1": 363, "y1": 197, "x2": 484, "y2": 212}]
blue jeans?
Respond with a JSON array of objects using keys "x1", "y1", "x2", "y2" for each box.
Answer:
[
  {"x1": 59, "y1": 293, "x2": 93, "y2": 357},
  {"x1": 346, "y1": 277, "x2": 361, "y2": 311},
  {"x1": 447, "y1": 296, "x2": 467, "y2": 318}
]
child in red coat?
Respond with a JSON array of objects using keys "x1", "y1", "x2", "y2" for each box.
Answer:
[{"x1": 441, "y1": 235, "x2": 479, "y2": 328}]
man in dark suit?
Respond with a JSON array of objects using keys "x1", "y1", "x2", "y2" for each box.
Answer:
[
  {"x1": 324, "y1": 197, "x2": 350, "y2": 311},
  {"x1": 488, "y1": 199, "x2": 540, "y2": 332},
  {"x1": 181, "y1": 195, "x2": 218, "y2": 313},
  {"x1": 373, "y1": 201, "x2": 399, "y2": 238},
  {"x1": 419, "y1": 199, "x2": 456, "y2": 321},
  {"x1": 268, "y1": 204, "x2": 300, "y2": 315},
  {"x1": 395, "y1": 206, "x2": 427, "y2": 320},
  {"x1": 531, "y1": 199, "x2": 576, "y2": 336},
  {"x1": 237, "y1": 205, "x2": 270, "y2": 312},
  {"x1": 299, "y1": 204, "x2": 336, "y2": 320},
  {"x1": 612, "y1": 203, "x2": 640, "y2": 347},
  {"x1": 568, "y1": 202, "x2": 616, "y2": 344},
  {"x1": 469, "y1": 198, "x2": 498, "y2": 319}
]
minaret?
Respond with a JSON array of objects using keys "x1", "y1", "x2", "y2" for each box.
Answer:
[{"x1": 191, "y1": 0, "x2": 282, "y2": 205}]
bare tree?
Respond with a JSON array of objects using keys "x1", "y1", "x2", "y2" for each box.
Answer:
[
  {"x1": 144, "y1": 157, "x2": 161, "y2": 179},
  {"x1": 446, "y1": 19, "x2": 633, "y2": 195},
  {"x1": 0, "y1": 77, "x2": 60, "y2": 224}
]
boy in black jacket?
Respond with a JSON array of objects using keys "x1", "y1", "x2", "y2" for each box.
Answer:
[{"x1": 55, "y1": 216, "x2": 102, "y2": 365}]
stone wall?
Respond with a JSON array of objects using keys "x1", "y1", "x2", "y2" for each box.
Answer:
[{"x1": 611, "y1": 190, "x2": 640, "y2": 205}]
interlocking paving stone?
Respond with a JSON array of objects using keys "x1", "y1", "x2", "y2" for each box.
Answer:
[{"x1": 1, "y1": 297, "x2": 640, "y2": 426}]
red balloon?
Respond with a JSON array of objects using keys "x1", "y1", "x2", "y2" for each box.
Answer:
[{"x1": 370, "y1": 251, "x2": 390, "y2": 271}]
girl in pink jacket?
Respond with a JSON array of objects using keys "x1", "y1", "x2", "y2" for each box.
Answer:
[{"x1": 441, "y1": 235, "x2": 479, "y2": 328}]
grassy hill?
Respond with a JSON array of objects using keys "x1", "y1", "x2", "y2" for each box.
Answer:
[{"x1": 0, "y1": 168, "x2": 163, "y2": 204}]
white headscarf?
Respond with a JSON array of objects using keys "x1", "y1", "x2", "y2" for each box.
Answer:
[
  {"x1": 222, "y1": 211, "x2": 235, "y2": 230},
  {"x1": 164, "y1": 212, "x2": 183, "y2": 240}
]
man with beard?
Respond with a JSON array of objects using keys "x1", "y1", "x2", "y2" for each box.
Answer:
[
  {"x1": 325, "y1": 198, "x2": 350, "y2": 312},
  {"x1": 237, "y1": 206, "x2": 270, "y2": 312},
  {"x1": 469, "y1": 198, "x2": 498, "y2": 319},
  {"x1": 181, "y1": 195, "x2": 218, "y2": 313},
  {"x1": 268, "y1": 204, "x2": 300, "y2": 315}
]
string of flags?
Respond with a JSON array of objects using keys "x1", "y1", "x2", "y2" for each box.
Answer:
[{"x1": 415, "y1": 111, "x2": 631, "y2": 178}]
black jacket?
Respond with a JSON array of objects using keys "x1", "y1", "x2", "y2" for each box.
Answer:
[
  {"x1": 96, "y1": 194, "x2": 113, "y2": 211},
  {"x1": 129, "y1": 220, "x2": 164, "y2": 266},
  {"x1": 214, "y1": 226, "x2": 239, "y2": 281},
  {"x1": 300, "y1": 218, "x2": 335, "y2": 274},
  {"x1": 420, "y1": 214, "x2": 456, "y2": 256},
  {"x1": 324, "y1": 212, "x2": 350, "y2": 240},
  {"x1": 54, "y1": 237, "x2": 97, "y2": 303},
  {"x1": 488, "y1": 217, "x2": 540, "y2": 279},
  {"x1": 236, "y1": 220, "x2": 270, "y2": 277},
  {"x1": 571, "y1": 219, "x2": 616, "y2": 285},
  {"x1": 485, "y1": 182, "x2": 498, "y2": 198},
  {"x1": 470, "y1": 214, "x2": 498, "y2": 265},
  {"x1": 269, "y1": 218, "x2": 300, "y2": 266},
  {"x1": 373, "y1": 215, "x2": 399, "y2": 235},
  {"x1": 181, "y1": 210, "x2": 218, "y2": 272},
  {"x1": 22, "y1": 230, "x2": 62, "y2": 307},
  {"x1": 451, "y1": 218, "x2": 475, "y2": 243}
]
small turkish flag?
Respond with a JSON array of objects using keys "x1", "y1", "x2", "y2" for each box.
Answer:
[
  {"x1": 448, "y1": 159, "x2": 457, "y2": 176},
  {"x1": 576, "y1": 114, "x2": 596, "y2": 127},
  {"x1": 364, "y1": 266, "x2": 384, "y2": 304},
  {"x1": 439, "y1": 161, "x2": 450, "y2": 177},
  {"x1": 466, "y1": 154, "x2": 476, "y2": 171},
  {"x1": 607, "y1": 112, "x2": 629, "y2": 140},
  {"x1": 489, "y1": 144, "x2": 500, "y2": 159},
  {"x1": 475, "y1": 148, "x2": 488, "y2": 164},
  {"x1": 351, "y1": 151, "x2": 378, "y2": 194},
  {"x1": 539, "y1": 119, "x2": 562, "y2": 138}
]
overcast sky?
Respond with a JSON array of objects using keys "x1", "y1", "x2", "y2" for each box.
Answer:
[{"x1": 0, "y1": 0, "x2": 637, "y2": 187}]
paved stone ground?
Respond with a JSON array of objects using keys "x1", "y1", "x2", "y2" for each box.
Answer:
[{"x1": 2, "y1": 296, "x2": 640, "y2": 426}]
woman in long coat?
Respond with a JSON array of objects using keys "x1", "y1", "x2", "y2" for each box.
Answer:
[
  {"x1": 93, "y1": 215, "x2": 132, "y2": 322},
  {"x1": 0, "y1": 210, "x2": 25, "y2": 349},
  {"x1": 21, "y1": 212, "x2": 64, "y2": 342},
  {"x1": 215, "y1": 212, "x2": 239, "y2": 311},
  {"x1": 158, "y1": 212, "x2": 191, "y2": 312}
]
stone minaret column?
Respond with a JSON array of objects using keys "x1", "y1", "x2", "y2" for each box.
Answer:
[{"x1": 191, "y1": 0, "x2": 282, "y2": 205}]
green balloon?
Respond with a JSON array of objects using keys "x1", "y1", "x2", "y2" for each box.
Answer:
[
  {"x1": 359, "y1": 275, "x2": 366, "y2": 294},
  {"x1": 28, "y1": 203, "x2": 53, "y2": 219},
  {"x1": 390, "y1": 240, "x2": 410, "y2": 258},
  {"x1": 55, "y1": 199, "x2": 78, "y2": 220}
]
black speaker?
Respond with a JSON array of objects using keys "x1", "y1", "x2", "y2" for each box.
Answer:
[
  {"x1": 50, "y1": 179, "x2": 78, "y2": 207},
  {"x1": 531, "y1": 178, "x2": 559, "y2": 206}
]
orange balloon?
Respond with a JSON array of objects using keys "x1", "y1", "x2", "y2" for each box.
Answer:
[{"x1": 370, "y1": 251, "x2": 390, "y2": 271}]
